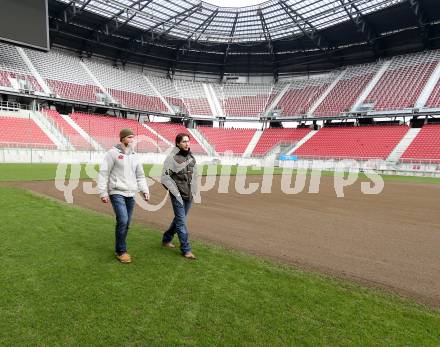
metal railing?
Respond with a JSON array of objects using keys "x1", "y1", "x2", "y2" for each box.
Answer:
[
  {"x1": 0, "y1": 142, "x2": 57, "y2": 150},
  {"x1": 289, "y1": 155, "x2": 384, "y2": 161},
  {"x1": 398, "y1": 158, "x2": 440, "y2": 165},
  {"x1": 0, "y1": 101, "x2": 29, "y2": 111}
]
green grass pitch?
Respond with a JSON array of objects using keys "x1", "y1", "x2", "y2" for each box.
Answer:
[
  {"x1": 0, "y1": 187, "x2": 439, "y2": 346},
  {"x1": 0, "y1": 163, "x2": 439, "y2": 345}
]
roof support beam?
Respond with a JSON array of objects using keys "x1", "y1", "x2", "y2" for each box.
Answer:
[
  {"x1": 57, "y1": 0, "x2": 92, "y2": 23},
  {"x1": 278, "y1": 0, "x2": 336, "y2": 66},
  {"x1": 154, "y1": 4, "x2": 202, "y2": 42},
  {"x1": 278, "y1": 0, "x2": 333, "y2": 52},
  {"x1": 187, "y1": 8, "x2": 219, "y2": 42},
  {"x1": 111, "y1": 0, "x2": 153, "y2": 35},
  {"x1": 55, "y1": 0, "x2": 76, "y2": 18},
  {"x1": 408, "y1": 0, "x2": 430, "y2": 47},
  {"x1": 79, "y1": 0, "x2": 92, "y2": 12},
  {"x1": 257, "y1": 9, "x2": 278, "y2": 81},
  {"x1": 141, "y1": 3, "x2": 202, "y2": 42},
  {"x1": 50, "y1": 25, "x2": 228, "y2": 68},
  {"x1": 220, "y1": 12, "x2": 239, "y2": 79},
  {"x1": 408, "y1": 0, "x2": 427, "y2": 29},
  {"x1": 171, "y1": 10, "x2": 219, "y2": 76},
  {"x1": 338, "y1": 0, "x2": 379, "y2": 55},
  {"x1": 91, "y1": 0, "x2": 150, "y2": 37}
]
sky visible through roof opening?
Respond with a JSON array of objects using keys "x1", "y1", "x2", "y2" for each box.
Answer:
[{"x1": 204, "y1": 0, "x2": 267, "y2": 7}]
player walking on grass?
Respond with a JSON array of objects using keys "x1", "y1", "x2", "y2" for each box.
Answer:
[
  {"x1": 161, "y1": 133, "x2": 198, "y2": 260},
  {"x1": 98, "y1": 128, "x2": 150, "y2": 263}
]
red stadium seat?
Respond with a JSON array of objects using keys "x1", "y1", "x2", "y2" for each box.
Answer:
[
  {"x1": 293, "y1": 125, "x2": 409, "y2": 160},
  {"x1": 70, "y1": 113, "x2": 168, "y2": 153},
  {"x1": 401, "y1": 124, "x2": 440, "y2": 162},
  {"x1": 252, "y1": 128, "x2": 311, "y2": 156},
  {"x1": 0, "y1": 116, "x2": 56, "y2": 149},
  {"x1": 44, "y1": 109, "x2": 91, "y2": 150},
  {"x1": 198, "y1": 127, "x2": 256, "y2": 155},
  {"x1": 145, "y1": 122, "x2": 206, "y2": 154}
]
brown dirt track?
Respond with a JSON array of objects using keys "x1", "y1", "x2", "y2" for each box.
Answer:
[{"x1": 5, "y1": 174, "x2": 440, "y2": 307}]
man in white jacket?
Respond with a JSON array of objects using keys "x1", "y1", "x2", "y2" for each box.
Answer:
[{"x1": 98, "y1": 128, "x2": 150, "y2": 263}]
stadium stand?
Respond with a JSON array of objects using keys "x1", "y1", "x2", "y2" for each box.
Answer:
[
  {"x1": 43, "y1": 109, "x2": 91, "y2": 150},
  {"x1": 365, "y1": 51, "x2": 440, "y2": 111},
  {"x1": 148, "y1": 76, "x2": 187, "y2": 114},
  {"x1": 2, "y1": 40, "x2": 440, "y2": 120},
  {"x1": 70, "y1": 113, "x2": 168, "y2": 152},
  {"x1": 314, "y1": 63, "x2": 379, "y2": 117},
  {"x1": 400, "y1": 124, "x2": 440, "y2": 162},
  {"x1": 252, "y1": 128, "x2": 311, "y2": 156},
  {"x1": 0, "y1": 43, "x2": 43, "y2": 92},
  {"x1": 275, "y1": 77, "x2": 333, "y2": 116},
  {"x1": 425, "y1": 78, "x2": 440, "y2": 108},
  {"x1": 145, "y1": 122, "x2": 206, "y2": 154},
  {"x1": 84, "y1": 62, "x2": 167, "y2": 112},
  {"x1": 197, "y1": 127, "x2": 256, "y2": 155},
  {"x1": 293, "y1": 125, "x2": 409, "y2": 160},
  {"x1": 25, "y1": 49, "x2": 102, "y2": 103},
  {"x1": 2, "y1": 40, "x2": 440, "y2": 165},
  {"x1": 0, "y1": 116, "x2": 56, "y2": 149},
  {"x1": 172, "y1": 79, "x2": 212, "y2": 116},
  {"x1": 214, "y1": 83, "x2": 273, "y2": 117}
]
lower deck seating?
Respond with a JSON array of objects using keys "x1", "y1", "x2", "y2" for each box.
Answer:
[
  {"x1": 44, "y1": 110, "x2": 91, "y2": 150},
  {"x1": 293, "y1": 125, "x2": 409, "y2": 159},
  {"x1": 145, "y1": 122, "x2": 206, "y2": 154},
  {"x1": 0, "y1": 116, "x2": 56, "y2": 149},
  {"x1": 401, "y1": 124, "x2": 440, "y2": 162},
  {"x1": 252, "y1": 128, "x2": 311, "y2": 156},
  {"x1": 197, "y1": 127, "x2": 256, "y2": 155},
  {"x1": 70, "y1": 113, "x2": 168, "y2": 152}
]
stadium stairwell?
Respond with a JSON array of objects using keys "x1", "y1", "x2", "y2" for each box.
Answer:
[
  {"x1": 415, "y1": 61, "x2": 440, "y2": 108},
  {"x1": 61, "y1": 114, "x2": 103, "y2": 151},
  {"x1": 387, "y1": 128, "x2": 422, "y2": 162},
  {"x1": 186, "y1": 128, "x2": 216, "y2": 156},
  {"x1": 286, "y1": 130, "x2": 319, "y2": 155},
  {"x1": 27, "y1": 111, "x2": 65, "y2": 149},
  {"x1": 141, "y1": 124, "x2": 173, "y2": 147},
  {"x1": 205, "y1": 84, "x2": 223, "y2": 117},
  {"x1": 307, "y1": 70, "x2": 346, "y2": 116},
  {"x1": 243, "y1": 130, "x2": 263, "y2": 157},
  {"x1": 351, "y1": 60, "x2": 391, "y2": 112},
  {"x1": 16, "y1": 47, "x2": 51, "y2": 95},
  {"x1": 263, "y1": 82, "x2": 291, "y2": 117},
  {"x1": 143, "y1": 75, "x2": 175, "y2": 114},
  {"x1": 79, "y1": 61, "x2": 115, "y2": 104},
  {"x1": 34, "y1": 111, "x2": 73, "y2": 150}
]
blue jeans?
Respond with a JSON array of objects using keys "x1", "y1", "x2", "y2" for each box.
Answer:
[
  {"x1": 162, "y1": 194, "x2": 192, "y2": 254},
  {"x1": 110, "y1": 194, "x2": 135, "y2": 255}
]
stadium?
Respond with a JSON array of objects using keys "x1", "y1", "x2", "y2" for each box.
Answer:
[{"x1": 0, "y1": 0, "x2": 439, "y2": 345}]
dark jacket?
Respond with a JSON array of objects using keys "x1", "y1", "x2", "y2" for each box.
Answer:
[{"x1": 161, "y1": 147, "x2": 198, "y2": 202}]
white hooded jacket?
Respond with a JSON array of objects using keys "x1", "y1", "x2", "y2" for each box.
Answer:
[{"x1": 98, "y1": 144, "x2": 149, "y2": 198}]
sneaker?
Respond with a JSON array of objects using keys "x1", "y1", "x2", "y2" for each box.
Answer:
[{"x1": 116, "y1": 252, "x2": 132, "y2": 263}]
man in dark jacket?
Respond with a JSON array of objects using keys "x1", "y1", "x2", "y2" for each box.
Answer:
[{"x1": 161, "y1": 132, "x2": 198, "y2": 260}]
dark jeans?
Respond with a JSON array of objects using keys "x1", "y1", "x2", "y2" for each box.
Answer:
[
  {"x1": 162, "y1": 194, "x2": 192, "y2": 254},
  {"x1": 110, "y1": 194, "x2": 135, "y2": 255}
]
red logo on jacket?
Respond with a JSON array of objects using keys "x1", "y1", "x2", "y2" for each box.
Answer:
[{"x1": 118, "y1": 155, "x2": 124, "y2": 160}]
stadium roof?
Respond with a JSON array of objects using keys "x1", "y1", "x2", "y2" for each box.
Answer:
[
  {"x1": 49, "y1": 0, "x2": 440, "y2": 76},
  {"x1": 53, "y1": 0, "x2": 402, "y2": 43}
]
